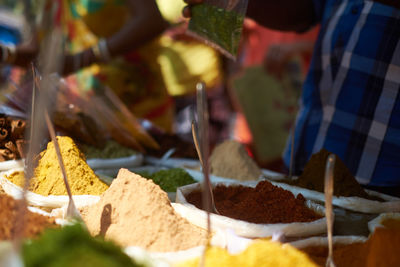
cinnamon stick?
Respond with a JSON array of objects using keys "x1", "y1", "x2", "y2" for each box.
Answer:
[
  {"x1": 5, "y1": 141, "x2": 18, "y2": 154},
  {"x1": 0, "y1": 118, "x2": 6, "y2": 128},
  {"x1": 15, "y1": 139, "x2": 27, "y2": 158},
  {"x1": 10, "y1": 119, "x2": 26, "y2": 139},
  {"x1": 0, "y1": 148, "x2": 16, "y2": 160},
  {"x1": 0, "y1": 128, "x2": 8, "y2": 142}
]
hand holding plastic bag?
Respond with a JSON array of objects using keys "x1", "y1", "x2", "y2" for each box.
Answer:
[{"x1": 185, "y1": 0, "x2": 248, "y2": 60}]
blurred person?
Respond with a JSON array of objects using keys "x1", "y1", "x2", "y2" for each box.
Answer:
[
  {"x1": 61, "y1": 0, "x2": 174, "y2": 132},
  {"x1": 231, "y1": 19, "x2": 318, "y2": 171},
  {"x1": 62, "y1": 0, "x2": 225, "y2": 137},
  {"x1": 183, "y1": 0, "x2": 400, "y2": 196},
  {"x1": 155, "y1": 0, "x2": 228, "y2": 145}
]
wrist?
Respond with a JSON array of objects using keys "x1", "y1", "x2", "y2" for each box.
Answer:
[{"x1": 91, "y1": 38, "x2": 112, "y2": 63}]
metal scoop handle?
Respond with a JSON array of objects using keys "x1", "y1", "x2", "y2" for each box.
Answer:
[{"x1": 325, "y1": 154, "x2": 336, "y2": 267}]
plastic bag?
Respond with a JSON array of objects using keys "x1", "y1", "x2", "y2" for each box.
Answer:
[{"x1": 187, "y1": 0, "x2": 248, "y2": 60}]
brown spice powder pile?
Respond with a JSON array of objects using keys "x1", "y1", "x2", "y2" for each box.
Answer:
[
  {"x1": 0, "y1": 194, "x2": 57, "y2": 240},
  {"x1": 186, "y1": 180, "x2": 322, "y2": 224},
  {"x1": 210, "y1": 140, "x2": 261, "y2": 181},
  {"x1": 82, "y1": 168, "x2": 207, "y2": 252},
  {"x1": 293, "y1": 149, "x2": 378, "y2": 200}
]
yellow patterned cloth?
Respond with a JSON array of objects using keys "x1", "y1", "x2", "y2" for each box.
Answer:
[{"x1": 63, "y1": 0, "x2": 173, "y2": 132}]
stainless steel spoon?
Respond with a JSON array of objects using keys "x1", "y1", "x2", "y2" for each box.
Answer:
[
  {"x1": 324, "y1": 154, "x2": 336, "y2": 267},
  {"x1": 191, "y1": 120, "x2": 220, "y2": 215},
  {"x1": 32, "y1": 68, "x2": 84, "y2": 222}
]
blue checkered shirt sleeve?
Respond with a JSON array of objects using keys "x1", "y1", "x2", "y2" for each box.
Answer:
[{"x1": 284, "y1": 0, "x2": 400, "y2": 187}]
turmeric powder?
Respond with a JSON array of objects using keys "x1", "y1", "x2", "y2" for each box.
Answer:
[
  {"x1": 6, "y1": 136, "x2": 108, "y2": 196},
  {"x1": 176, "y1": 240, "x2": 317, "y2": 267}
]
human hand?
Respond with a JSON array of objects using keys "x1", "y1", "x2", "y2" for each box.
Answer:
[{"x1": 182, "y1": 0, "x2": 204, "y2": 18}]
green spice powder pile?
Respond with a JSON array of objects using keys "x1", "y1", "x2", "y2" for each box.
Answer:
[
  {"x1": 140, "y1": 168, "x2": 196, "y2": 193},
  {"x1": 189, "y1": 3, "x2": 245, "y2": 58},
  {"x1": 81, "y1": 140, "x2": 137, "y2": 159},
  {"x1": 23, "y1": 224, "x2": 144, "y2": 267}
]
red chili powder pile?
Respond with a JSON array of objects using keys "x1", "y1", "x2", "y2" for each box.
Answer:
[
  {"x1": 0, "y1": 194, "x2": 57, "y2": 240},
  {"x1": 185, "y1": 180, "x2": 322, "y2": 224}
]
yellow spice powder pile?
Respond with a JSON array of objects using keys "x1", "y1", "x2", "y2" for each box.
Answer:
[
  {"x1": 176, "y1": 240, "x2": 318, "y2": 267},
  {"x1": 6, "y1": 136, "x2": 108, "y2": 196}
]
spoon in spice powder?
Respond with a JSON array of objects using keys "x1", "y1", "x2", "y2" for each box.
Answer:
[
  {"x1": 32, "y1": 67, "x2": 84, "y2": 223},
  {"x1": 194, "y1": 82, "x2": 218, "y2": 267},
  {"x1": 192, "y1": 82, "x2": 220, "y2": 217},
  {"x1": 324, "y1": 154, "x2": 336, "y2": 267}
]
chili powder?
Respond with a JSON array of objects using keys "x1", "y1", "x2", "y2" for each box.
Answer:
[
  {"x1": 0, "y1": 194, "x2": 57, "y2": 240},
  {"x1": 185, "y1": 180, "x2": 322, "y2": 224}
]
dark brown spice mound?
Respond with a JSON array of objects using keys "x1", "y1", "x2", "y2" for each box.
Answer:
[
  {"x1": 186, "y1": 180, "x2": 322, "y2": 224},
  {"x1": 0, "y1": 194, "x2": 57, "y2": 240},
  {"x1": 292, "y1": 149, "x2": 381, "y2": 201}
]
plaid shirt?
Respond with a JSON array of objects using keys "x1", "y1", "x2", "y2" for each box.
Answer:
[{"x1": 283, "y1": 0, "x2": 400, "y2": 187}]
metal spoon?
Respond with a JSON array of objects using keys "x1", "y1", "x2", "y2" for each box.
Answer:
[
  {"x1": 44, "y1": 110, "x2": 83, "y2": 221},
  {"x1": 32, "y1": 68, "x2": 84, "y2": 222},
  {"x1": 191, "y1": 120, "x2": 220, "y2": 215},
  {"x1": 324, "y1": 154, "x2": 336, "y2": 267}
]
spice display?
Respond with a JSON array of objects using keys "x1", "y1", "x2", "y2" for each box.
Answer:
[
  {"x1": 146, "y1": 133, "x2": 198, "y2": 159},
  {"x1": 82, "y1": 168, "x2": 206, "y2": 252},
  {"x1": 177, "y1": 239, "x2": 318, "y2": 267},
  {"x1": 186, "y1": 180, "x2": 322, "y2": 224},
  {"x1": 210, "y1": 140, "x2": 261, "y2": 181},
  {"x1": 140, "y1": 168, "x2": 196, "y2": 192},
  {"x1": 23, "y1": 223, "x2": 144, "y2": 267},
  {"x1": 80, "y1": 140, "x2": 137, "y2": 159},
  {"x1": 291, "y1": 149, "x2": 379, "y2": 200},
  {"x1": 0, "y1": 115, "x2": 27, "y2": 161},
  {"x1": 301, "y1": 227, "x2": 400, "y2": 267},
  {"x1": 0, "y1": 194, "x2": 57, "y2": 240},
  {"x1": 188, "y1": 2, "x2": 246, "y2": 58},
  {"x1": 6, "y1": 136, "x2": 109, "y2": 196}
]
